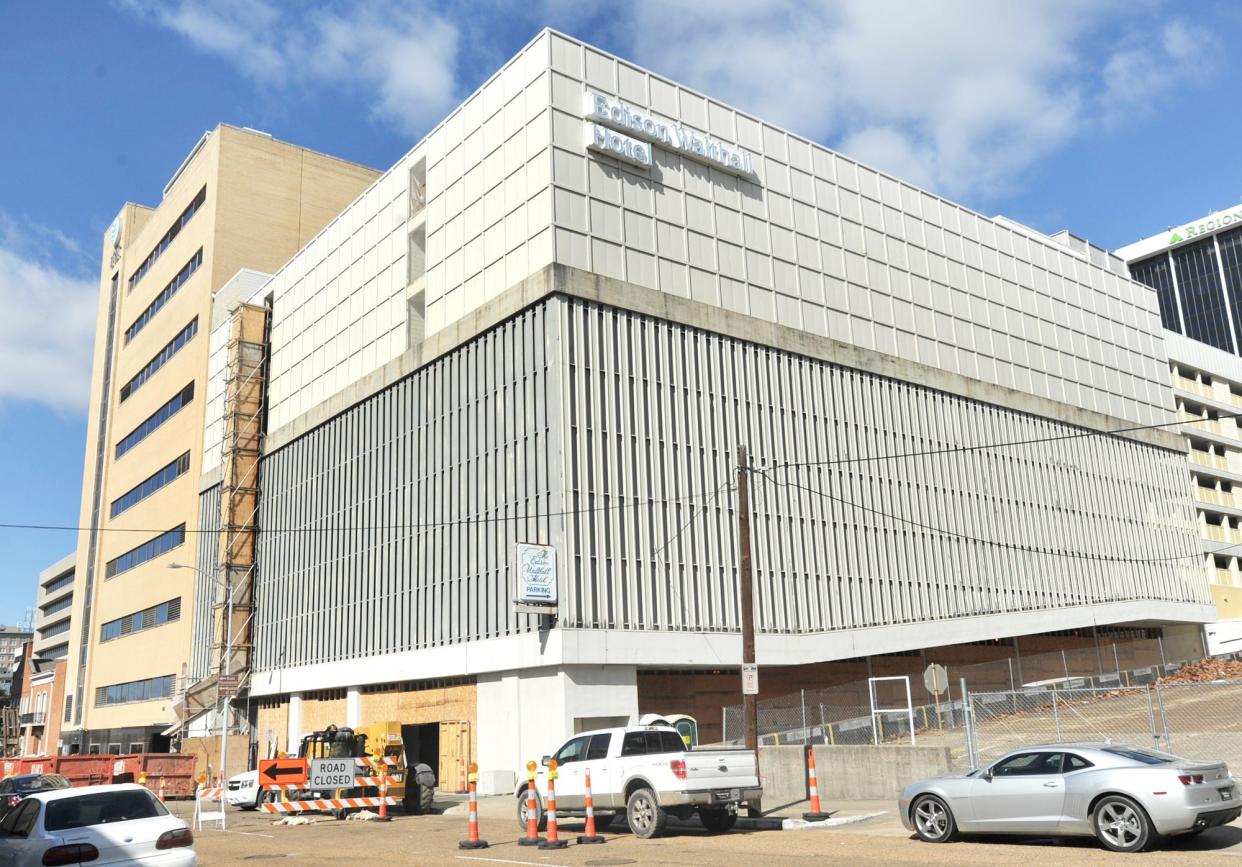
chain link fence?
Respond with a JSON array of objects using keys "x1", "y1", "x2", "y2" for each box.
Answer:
[
  {"x1": 968, "y1": 680, "x2": 1242, "y2": 772},
  {"x1": 720, "y1": 637, "x2": 1197, "y2": 749}
]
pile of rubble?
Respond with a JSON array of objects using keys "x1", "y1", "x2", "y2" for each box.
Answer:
[{"x1": 1158, "y1": 657, "x2": 1242, "y2": 684}]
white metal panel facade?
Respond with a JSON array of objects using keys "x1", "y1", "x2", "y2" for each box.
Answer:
[
  {"x1": 542, "y1": 31, "x2": 1173, "y2": 430},
  {"x1": 250, "y1": 296, "x2": 1205, "y2": 676}
]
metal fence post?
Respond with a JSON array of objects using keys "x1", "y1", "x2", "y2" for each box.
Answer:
[
  {"x1": 1052, "y1": 689, "x2": 1062, "y2": 742},
  {"x1": 819, "y1": 703, "x2": 828, "y2": 745},
  {"x1": 1113, "y1": 643, "x2": 1122, "y2": 684},
  {"x1": 961, "y1": 677, "x2": 977, "y2": 770},
  {"x1": 1155, "y1": 685, "x2": 1173, "y2": 751},
  {"x1": 1157, "y1": 636, "x2": 1168, "y2": 672},
  {"x1": 1144, "y1": 686, "x2": 1159, "y2": 749},
  {"x1": 1061, "y1": 649, "x2": 1070, "y2": 680},
  {"x1": 801, "y1": 689, "x2": 808, "y2": 746}
]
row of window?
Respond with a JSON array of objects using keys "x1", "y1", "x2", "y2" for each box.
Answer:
[
  {"x1": 109, "y1": 452, "x2": 190, "y2": 518},
  {"x1": 123, "y1": 248, "x2": 202, "y2": 344},
  {"x1": 104, "y1": 524, "x2": 185, "y2": 579},
  {"x1": 40, "y1": 595, "x2": 72, "y2": 616},
  {"x1": 119, "y1": 317, "x2": 198, "y2": 403},
  {"x1": 39, "y1": 619, "x2": 70, "y2": 639},
  {"x1": 127, "y1": 187, "x2": 206, "y2": 291},
  {"x1": 94, "y1": 673, "x2": 175, "y2": 707},
  {"x1": 42, "y1": 571, "x2": 73, "y2": 595},
  {"x1": 115, "y1": 382, "x2": 194, "y2": 459},
  {"x1": 101, "y1": 597, "x2": 181, "y2": 642}
]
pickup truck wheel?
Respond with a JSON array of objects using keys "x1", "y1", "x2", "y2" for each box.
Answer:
[
  {"x1": 699, "y1": 807, "x2": 737, "y2": 833},
  {"x1": 626, "y1": 787, "x2": 667, "y2": 839},
  {"x1": 517, "y1": 788, "x2": 547, "y2": 832}
]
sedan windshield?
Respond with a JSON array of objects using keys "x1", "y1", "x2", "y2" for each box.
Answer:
[
  {"x1": 45, "y1": 791, "x2": 168, "y2": 831},
  {"x1": 1102, "y1": 747, "x2": 1178, "y2": 765}
]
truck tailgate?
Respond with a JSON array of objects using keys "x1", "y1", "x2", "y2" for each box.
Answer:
[{"x1": 683, "y1": 750, "x2": 759, "y2": 790}]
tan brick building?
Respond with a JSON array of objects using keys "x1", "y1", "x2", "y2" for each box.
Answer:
[{"x1": 65, "y1": 125, "x2": 379, "y2": 753}]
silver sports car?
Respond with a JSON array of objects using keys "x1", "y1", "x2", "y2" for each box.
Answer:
[{"x1": 899, "y1": 743, "x2": 1240, "y2": 852}]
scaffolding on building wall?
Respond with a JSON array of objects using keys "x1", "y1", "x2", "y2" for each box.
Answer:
[
  {"x1": 175, "y1": 303, "x2": 268, "y2": 733},
  {"x1": 216, "y1": 302, "x2": 267, "y2": 684}
]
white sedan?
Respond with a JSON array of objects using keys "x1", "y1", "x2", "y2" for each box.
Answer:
[{"x1": 0, "y1": 783, "x2": 196, "y2": 866}]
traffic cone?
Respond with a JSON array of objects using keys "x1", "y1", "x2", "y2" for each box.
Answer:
[
  {"x1": 376, "y1": 774, "x2": 391, "y2": 822},
  {"x1": 158, "y1": 776, "x2": 166, "y2": 803},
  {"x1": 518, "y1": 761, "x2": 544, "y2": 847},
  {"x1": 576, "y1": 767, "x2": 605, "y2": 845},
  {"x1": 538, "y1": 760, "x2": 568, "y2": 850},
  {"x1": 458, "y1": 763, "x2": 488, "y2": 850},
  {"x1": 802, "y1": 747, "x2": 833, "y2": 821}
]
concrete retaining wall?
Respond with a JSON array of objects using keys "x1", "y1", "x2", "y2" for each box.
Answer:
[{"x1": 756, "y1": 744, "x2": 955, "y2": 807}]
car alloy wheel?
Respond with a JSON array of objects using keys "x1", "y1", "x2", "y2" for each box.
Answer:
[
  {"x1": 912, "y1": 795, "x2": 956, "y2": 843},
  {"x1": 1095, "y1": 797, "x2": 1149, "y2": 852}
]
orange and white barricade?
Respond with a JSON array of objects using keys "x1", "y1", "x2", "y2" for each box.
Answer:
[
  {"x1": 260, "y1": 794, "x2": 399, "y2": 814},
  {"x1": 194, "y1": 780, "x2": 226, "y2": 831}
]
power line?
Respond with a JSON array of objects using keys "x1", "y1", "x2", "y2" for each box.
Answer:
[
  {"x1": 0, "y1": 486, "x2": 725, "y2": 537},
  {"x1": 649, "y1": 480, "x2": 732, "y2": 564},
  {"x1": 771, "y1": 409, "x2": 1241, "y2": 471},
  {"x1": 752, "y1": 466, "x2": 1225, "y2": 566}
]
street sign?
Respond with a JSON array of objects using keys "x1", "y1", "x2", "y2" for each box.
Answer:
[
  {"x1": 923, "y1": 663, "x2": 949, "y2": 696},
  {"x1": 218, "y1": 674, "x2": 241, "y2": 698},
  {"x1": 309, "y1": 758, "x2": 356, "y2": 790},
  {"x1": 258, "y1": 757, "x2": 308, "y2": 788},
  {"x1": 741, "y1": 664, "x2": 759, "y2": 695}
]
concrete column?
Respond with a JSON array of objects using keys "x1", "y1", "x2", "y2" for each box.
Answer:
[
  {"x1": 287, "y1": 693, "x2": 302, "y2": 755},
  {"x1": 475, "y1": 664, "x2": 638, "y2": 796},
  {"x1": 346, "y1": 686, "x2": 361, "y2": 727}
]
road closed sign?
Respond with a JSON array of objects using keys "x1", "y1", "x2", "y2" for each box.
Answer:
[{"x1": 309, "y1": 758, "x2": 355, "y2": 790}]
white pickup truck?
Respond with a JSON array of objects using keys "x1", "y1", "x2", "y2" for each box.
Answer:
[{"x1": 514, "y1": 725, "x2": 761, "y2": 838}]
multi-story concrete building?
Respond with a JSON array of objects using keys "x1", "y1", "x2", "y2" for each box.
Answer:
[
  {"x1": 1119, "y1": 207, "x2": 1242, "y2": 654},
  {"x1": 68, "y1": 124, "x2": 380, "y2": 754},
  {"x1": 189, "y1": 31, "x2": 1212, "y2": 789},
  {"x1": 0, "y1": 626, "x2": 33, "y2": 701},
  {"x1": 34, "y1": 553, "x2": 75, "y2": 663}
]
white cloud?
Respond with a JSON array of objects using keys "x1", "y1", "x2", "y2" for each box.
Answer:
[
  {"x1": 0, "y1": 218, "x2": 97, "y2": 414},
  {"x1": 1101, "y1": 20, "x2": 1214, "y2": 115},
  {"x1": 117, "y1": 0, "x2": 462, "y2": 135}
]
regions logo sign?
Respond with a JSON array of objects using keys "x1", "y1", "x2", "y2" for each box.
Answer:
[{"x1": 1168, "y1": 207, "x2": 1242, "y2": 245}]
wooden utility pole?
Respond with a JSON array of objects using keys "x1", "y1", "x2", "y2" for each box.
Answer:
[{"x1": 737, "y1": 446, "x2": 758, "y2": 755}]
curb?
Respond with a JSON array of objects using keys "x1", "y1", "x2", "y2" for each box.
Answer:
[{"x1": 779, "y1": 811, "x2": 888, "y2": 831}]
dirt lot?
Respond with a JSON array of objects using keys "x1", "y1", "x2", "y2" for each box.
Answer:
[{"x1": 174, "y1": 797, "x2": 1242, "y2": 866}]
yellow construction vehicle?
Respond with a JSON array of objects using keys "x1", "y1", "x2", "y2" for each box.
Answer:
[{"x1": 281, "y1": 723, "x2": 436, "y2": 817}]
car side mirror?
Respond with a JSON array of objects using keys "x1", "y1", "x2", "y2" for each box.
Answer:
[
  {"x1": 541, "y1": 755, "x2": 550, "y2": 767},
  {"x1": 982, "y1": 770, "x2": 993, "y2": 781}
]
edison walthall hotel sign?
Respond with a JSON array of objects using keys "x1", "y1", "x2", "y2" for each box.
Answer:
[{"x1": 584, "y1": 91, "x2": 756, "y2": 176}]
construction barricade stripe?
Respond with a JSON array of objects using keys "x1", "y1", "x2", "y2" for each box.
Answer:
[{"x1": 260, "y1": 797, "x2": 397, "y2": 813}]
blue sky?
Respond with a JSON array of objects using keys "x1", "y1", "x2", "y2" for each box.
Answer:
[{"x1": 0, "y1": 0, "x2": 1239, "y2": 624}]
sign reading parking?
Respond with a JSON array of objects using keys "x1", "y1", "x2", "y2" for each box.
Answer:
[
  {"x1": 514, "y1": 542, "x2": 558, "y2": 612},
  {"x1": 309, "y1": 758, "x2": 355, "y2": 790}
]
